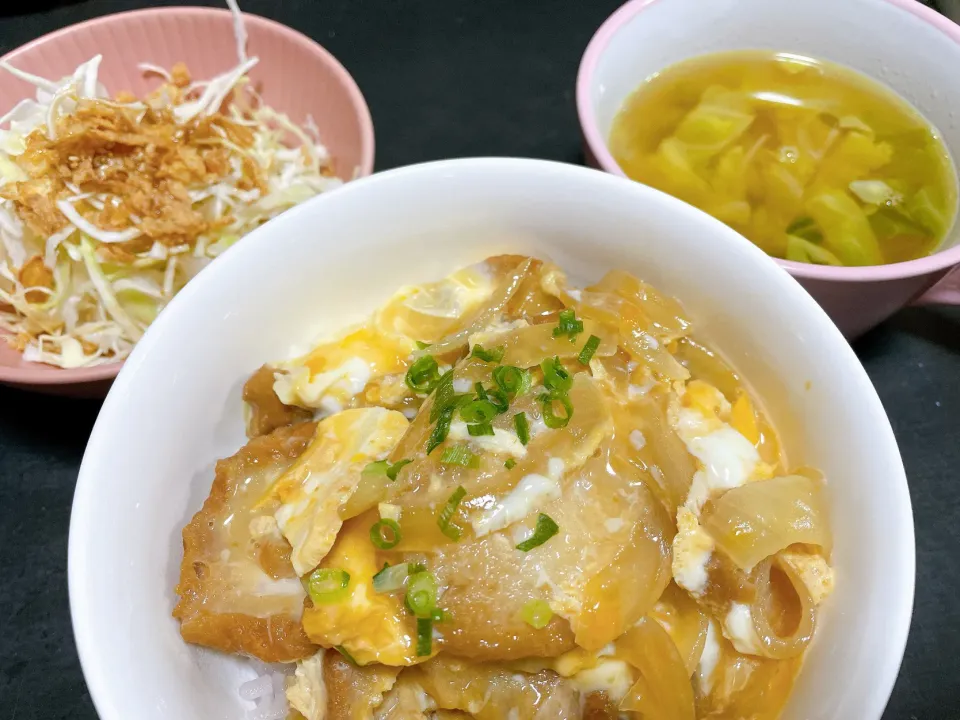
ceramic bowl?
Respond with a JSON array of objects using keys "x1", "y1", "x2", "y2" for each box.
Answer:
[
  {"x1": 70, "y1": 158, "x2": 913, "y2": 720},
  {"x1": 0, "y1": 6, "x2": 374, "y2": 395},
  {"x1": 577, "y1": 0, "x2": 960, "y2": 338}
]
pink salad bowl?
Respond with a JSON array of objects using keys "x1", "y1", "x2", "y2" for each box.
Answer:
[
  {"x1": 0, "y1": 6, "x2": 374, "y2": 396},
  {"x1": 577, "y1": 0, "x2": 960, "y2": 338}
]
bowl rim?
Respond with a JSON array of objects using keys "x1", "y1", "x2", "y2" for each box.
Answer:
[
  {"x1": 0, "y1": 5, "x2": 375, "y2": 385},
  {"x1": 68, "y1": 157, "x2": 915, "y2": 720},
  {"x1": 575, "y1": 0, "x2": 960, "y2": 283}
]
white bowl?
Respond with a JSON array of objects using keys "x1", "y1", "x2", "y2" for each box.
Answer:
[{"x1": 69, "y1": 158, "x2": 914, "y2": 720}]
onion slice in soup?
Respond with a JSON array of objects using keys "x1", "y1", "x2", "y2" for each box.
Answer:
[
  {"x1": 749, "y1": 556, "x2": 817, "y2": 659},
  {"x1": 700, "y1": 474, "x2": 831, "y2": 571},
  {"x1": 650, "y1": 582, "x2": 709, "y2": 676},
  {"x1": 618, "y1": 616, "x2": 696, "y2": 720}
]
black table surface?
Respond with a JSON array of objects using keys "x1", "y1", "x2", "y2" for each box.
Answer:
[{"x1": 0, "y1": 1, "x2": 958, "y2": 718}]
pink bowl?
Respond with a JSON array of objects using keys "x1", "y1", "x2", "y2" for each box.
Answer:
[
  {"x1": 0, "y1": 6, "x2": 374, "y2": 395},
  {"x1": 577, "y1": 0, "x2": 960, "y2": 339}
]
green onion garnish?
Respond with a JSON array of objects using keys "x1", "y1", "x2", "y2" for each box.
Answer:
[
  {"x1": 334, "y1": 645, "x2": 359, "y2": 665},
  {"x1": 427, "y1": 407, "x2": 454, "y2": 455},
  {"x1": 468, "y1": 422, "x2": 495, "y2": 436},
  {"x1": 364, "y1": 459, "x2": 411, "y2": 481},
  {"x1": 307, "y1": 568, "x2": 351, "y2": 604},
  {"x1": 520, "y1": 599, "x2": 554, "y2": 629},
  {"x1": 513, "y1": 412, "x2": 529, "y2": 445},
  {"x1": 416, "y1": 617, "x2": 433, "y2": 656},
  {"x1": 539, "y1": 391, "x2": 574, "y2": 429},
  {"x1": 406, "y1": 571, "x2": 438, "y2": 618},
  {"x1": 386, "y1": 459, "x2": 412, "y2": 481},
  {"x1": 493, "y1": 365, "x2": 530, "y2": 396},
  {"x1": 370, "y1": 519, "x2": 402, "y2": 549},
  {"x1": 487, "y1": 387, "x2": 510, "y2": 414},
  {"x1": 440, "y1": 444, "x2": 479, "y2": 469},
  {"x1": 552, "y1": 308, "x2": 584, "y2": 342},
  {"x1": 460, "y1": 398, "x2": 498, "y2": 423},
  {"x1": 541, "y1": 356, "x2": 573, "y2": 393},
  {"x1": 429, "y1": 370, "x2": 455, "y2": 422},
  {"x1": 437, "y1": 485, "x2": 467, "y2": 540},
  {"x1": 372, "y1": 562, "x2": 411, "y2": 594},
  {"x1": 504, "y1": 458, "x2": 517, "y2": 470},
  {"x1": 516, "y1": 513, "x2": 560, "y2": 552},
  {"x1": 408, "y1": 562, "x2": 426, "y2": 574},
  {"x1": 431, "y1": 608, "x2": 449, "y2": 623},
  {"x1": 474, "y1": 381, "x2": 488, "y2": 400},
  {"x1": 470, "y1": 344, "x2": 505, "y2": 363},
  {"x1": 362, "y1": 460, "x2": 389, "y2": 476},
  {"x1": 415, "y1": 340, "x2": 431, "y2": 350},
  {"x1": 405, "y1": 355, "x2": 441, "y2": 394},
  {"x1": 577, "y1": 335, "x2": 601, "y2": 365}
]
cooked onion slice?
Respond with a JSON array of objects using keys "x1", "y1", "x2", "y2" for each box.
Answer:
[
  {"x1": 749, "y1": 556, "x2": 817, "y2": 659},
  {"x1": 418, "y1": 258, "x2": 533, "y2": 357},
  {"x1": 618, "y1": 616, "x2": 696, "y2": 719},
  {"x1": 574, "y1": 480, "x2": 673, "y2": 651},
  {"x1": 482, "y1": 319, "x2": 617, "y2": 369},
  {"x1": 650, "y1": 582, "x2": 708, "y2": 676},
  {"x1": 700, "y1": 474, "x2": 831, "y2": 571}
]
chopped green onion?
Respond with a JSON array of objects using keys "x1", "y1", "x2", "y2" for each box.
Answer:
[
  {"x1": 370, "y1": 519, "x2": 402, "y2": 550},
  {"x1": 468, "y1": 422, "x2": 495, "y2": 437},
  {"x1": 440, "y1": 445, "x2": 480, "y2": 469},
  {"x1": 460, "y1": 398, "x2": 498, "y2": 423},
  {"x1": 362, "y1": 460, "x2": 389, "y2": 476},
  {"x1": 541, "y1": 356, "x2": 573, "y2": 393},
  {"x1": 474, "y1": 381, "x2": 488, "y2": 400},
  {"x1": 406, "y1": 356, "x2": 441, "y2": 394},
  {"x1": 335, "y1": 645, "x2": 359, "y2": 665},
  {"x1": 437, "y1": 485, "x2": 467, "y2": 540},
  {"x1": 513, "y1": 412, "x2": 530, "y2": 445},
  {"x1": 386, "y1": 459, "x2": 412, "y2": 481},
  {"x1": 416, "y1": 340, "x2": 431, "y2": 350},
  {"x1": 493, "y1": 365, "x2": 530, "y2": 395},
  {"x1": 406, "y1": 571, "x2": 438, "y2": 618},
  {"x1": 372, "y1": 562, "x2": 410, "y2": 593},
  {"x1": 520, "y1": 599, "x2": 554, "y2": 629},
  {"x1": 516, "y1": 513, "x2": 560, "y2": 552},
  {"x1": 553, "y1": 309, "x2": 584, "y2": 342},
  {"x1": 487, "y1": 388, "x2": 510, "y2": 414},
  {"x1": 431, "y1": 608, "x2": 450, "y2": 623},
  {"x1": 416, "y1": 617, "x2": 433, "y2": 656},
  {"x1": 408, "y1": 562, "x2": 426, "y2": 574},
  {"x1": 577, "y1": 335, "x2": 601, "y2": 365},
  {"x1": 430, "y1": 370, "x2": 455, "y2": 422},
  {"x1": 539, "y1": 391, "x2": 573, "y2": 429},
  {"x1": 307, "y1": 568, "x2": 351, "y2": 604},
  {"x1": 470, "y1": 344, "x2": 505, "y2": 363},
  {"x1": 504, "y1": 458, "x2": 517, "y2": 470},
  {"x1": 427, "y1": 407, "x2": 454, "y2": 455}
]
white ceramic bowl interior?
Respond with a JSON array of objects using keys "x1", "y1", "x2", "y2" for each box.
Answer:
[
  {"x1": 69, "y1": 159, "x2": 913, "y2": 720},
  {"x1": 583, "y1": 0, "x2": 960, "y2": 252}
]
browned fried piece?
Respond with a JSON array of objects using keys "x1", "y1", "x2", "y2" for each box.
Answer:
[
  {"x1": 582, "y1": 691, "x2": 619, "y2": 719},
  {"x1": 413, "y1": 656, "x2": 581, "y2": 720},
  {"x1": 18, "y1": 255, "x2": 54, "y2": 303},
  {"x1": 243, "y1": 364, "x2": 313, "y2": 438},
  {"x1": 0, "y1": 84, "x2": 264, "y2": 253},
  {"x1": 324, "y1": 652, "x2": 400, "y2": 720},
  {"x1": 431, "y1": 536, "x2": 576, "y2": 662},
  {"x1": 173, "y1": 422, "x2": 319, "y2": 662}
]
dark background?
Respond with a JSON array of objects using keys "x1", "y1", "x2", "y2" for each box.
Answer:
[{"x1": 0, "y1": 1, "x2": 957, "y2": 718}]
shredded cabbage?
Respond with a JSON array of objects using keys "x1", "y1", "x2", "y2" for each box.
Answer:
[{"x1": 0, "y1": 0, "x2": 344, "y2": 368}]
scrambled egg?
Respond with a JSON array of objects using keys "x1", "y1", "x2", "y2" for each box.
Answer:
[
  {"x1": 269, "y1": 407, "x2": 409, "y2": 576},
  {"x1": 301, "y1": 518, "x2": 420, "y2": 667}
]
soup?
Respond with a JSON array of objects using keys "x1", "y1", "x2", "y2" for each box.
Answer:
[
  {"x1": 174, "y1": 256, "x2": 834, "y2": 719},
  {"x1": 609, "y1": 50, "x2": 958, "y2": 266}
]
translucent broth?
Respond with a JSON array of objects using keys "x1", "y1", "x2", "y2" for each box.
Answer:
[{"x1": 609, "y1": 50, "x2": 958, "y2": 267}]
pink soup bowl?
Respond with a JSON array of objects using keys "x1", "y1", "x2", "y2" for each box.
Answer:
[
  {"x1": 0, "y1": 6, "x2": 374, "y2": 396},
  {"x1": 577, "y1": 0, "x2": 960, "y2": 338}
]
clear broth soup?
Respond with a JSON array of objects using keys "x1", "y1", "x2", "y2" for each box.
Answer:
[{"x1": 609, "y1": 50, "x2": 958, "y2": 267}]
